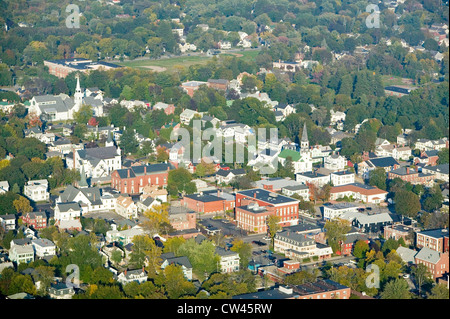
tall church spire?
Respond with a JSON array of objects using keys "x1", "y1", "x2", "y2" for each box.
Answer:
[
  {"x1": 300, "y1": 122, "x2": 309, "y2": 152},
  {"x1": 74, "y1": 73, "x2": 83, "y2": 109},
  {"x1": 78, "y1": 166, "x2": 88, "y2": 188}
]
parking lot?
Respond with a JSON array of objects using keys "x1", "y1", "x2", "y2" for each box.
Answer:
[{"x1": 199, "y1": 218, "x2": 248, "y2": 237}]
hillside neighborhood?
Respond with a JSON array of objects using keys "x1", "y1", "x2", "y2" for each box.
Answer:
[{"x1": 0, "y1": 0, "x2": 449, "y2": 302}]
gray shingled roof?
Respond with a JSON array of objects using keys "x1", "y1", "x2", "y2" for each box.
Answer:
[{"x1": 415, "y1": 247, "x2": 441, "y2": 264}]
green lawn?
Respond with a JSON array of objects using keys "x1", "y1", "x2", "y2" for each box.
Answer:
[
  {"x1": 381, "y1": 75, "x2": 417, "y2": 87},
  {"x1": 118, "y1": 49, "x2": 261, "y2": 72}
]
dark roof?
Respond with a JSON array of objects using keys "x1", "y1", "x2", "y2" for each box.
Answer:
[
  {"x1": 115, "y1": 163, "x2": 172, "y2": 179},
  {"x1": 238, "y1": 188, "x2": 299, "y2": 205},
  {"x1": 419, "y1": 228, "x2": 449, "y2": 239},
  {"x1": 368, "y1": 157, "x2": 399, "y2": 167},
  {"x1": 78, "y1": 146, "x2": 118, "y2": 160},
  {"x1": 184, "y1": 193, "x2": 223, "y2": 203},
  {"x1": 384, "y1": 86, "x2": 412, "y2": 94}
]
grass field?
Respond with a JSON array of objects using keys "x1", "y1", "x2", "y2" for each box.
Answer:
[
  {"x1": 118, "y1": 49, "x2": 261, "y2": 72},
  {"x1": 381, "y1": 74, "x2": 417, "y2": 87}
]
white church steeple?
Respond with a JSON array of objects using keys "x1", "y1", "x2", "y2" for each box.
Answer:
[{"x1": 74, "y1": 73, "x2": 83, "y2": 108}]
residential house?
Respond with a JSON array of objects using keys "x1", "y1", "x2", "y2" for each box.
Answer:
[
  {"x1": 21, "y1": 211, "x2": 47, "y2": 230},
  {"x1": 117, "y1": 268, "x2": 147, "y2": 285},
  {"x1": 357, "y1": 157, "x2": 400, "y2": 180},
  {"x1": 324, "y1": 154, "x2": 346, "y2": 171},
  {"x1": 136, "y1": 197, "x2": 159, "y2": 213},
  {"x1": 54, "y1": 202, "x2": 82, "y2": 221},
  {"x1": 215, "y1": 168, "x2": 246, "y2": 184},
  {"x1": 153, "y1": 102, "x2": 175, "y2": 115},
  {"x1": 281, "y1": 184, "x2": 310, "y2": 201},
  {"x1": 31, "y1": 238, "x2": 56, "y2": 258},
  {"x1": 179, "y1": 108, "x2": 203, "y2": 125},
  {"x1": 339, "y1": 233, "x2": 370, "y2": 256},
  {"x1": 421, "y1": 164, "x2": 449, "y2": 182},
  {"x1": 24, "y1": 179, "x2": 49, "y2": 202},
  {"x1": 160, "y1": 252, "x2": 193, "y2": 280},
  {"x1": 66, "y1": 145, "x2": 122, "y2": 180},
  {"x1": 330, "y1": 170, "x2": 355, "y2": 186},
  {"x1": 0, "y1": 180, "x2": 9, "y2": 194},
  {"x1": 216, "y1": 247, "x2": 240, "y2": 273},
  {"x1": 384, "y1": 85, "x2": 415, "y2": 97},
  {"x1": 141, "y1": 185, "x2": 168, "y2": 203},
  {"x1": 106, "y1": 225, "x2": 147, "y2": 245},
  {"x1": 296, "y1": 171, "x2": 331, "y2": 188},
  {"x1": 415, "y1": 138, "x2": 448, "y2": 152},
  {"x1": 9, "y1": 239, "x2": 34, "y2": 265},
  {"x1": 414, "y1": 150, "x2": 440, "y2": 166},
  {"x1": 115, "y1": 196, "x2": 138, "y2": 220},
  {"x1": 275, "y1": 104, "x2": 296, "y2": 119},
  {"x1": 0, "y1": 214, "x2": 16, "y2": 231},
  {"x1": 48, "y1": 283, "x2": 75, "y2": 299},
  {"x1": 272, "y1": 60, "x2": 300, "y2": 73},
  {"x1": 57, "y1": 185, "x2": 105, "y2": 214}
]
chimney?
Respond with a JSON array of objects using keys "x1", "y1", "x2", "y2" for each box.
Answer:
[
  {"x1": 127, "y1": 169, "x2": 130, "y2": 178},
  {"x1": 124, "y1": 270, "x2": 127, "y2": 276},
  {"x1": 406, "y1": 167, "x2": 410, "y2": 174},
  {"x1": 254, "y1": 192, "x2": 257, "y2": 199},
  {"x1": 144, "y1": 166, "x2": 147, "y2": 175}
]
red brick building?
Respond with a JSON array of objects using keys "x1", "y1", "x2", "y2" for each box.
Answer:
[
  {"x1": 339, "y1": 233, "x2": 369, "y2": 256},
  {"x1": 21, "y1": 211, "x2": 47, "y2": 230},
  {"x1": 111, "y1": 163, "x2": 171, "y2": 195},
  {"x1": 384, "y1": 224, "x2": 418, "y2": 246},
  {"x1": 235, "y1": 188, "x2": 300, "y2": 228},
  {"x1": 387, "y1": 167, "x2": 435, "y2": 185},
  {"x1": 207, "y1": 79, "x2": 229, "y2": 91},
  {"x1": 415, "y1": 248, "x2": 449, "y2": 280},
  {"x1": 181, "y1": 191, "x2": 235, "y2": 214},
  {"x1": 416, "y1": 229, "x2": 449, "y2": 253},
  {"x1": 235, "y1": 202, "x2": 275, "y2": 233}
]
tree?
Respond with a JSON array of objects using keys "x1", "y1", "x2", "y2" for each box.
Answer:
[
  {"x1": 130, "y1": 235, "x2": 162, "y2": 275},
  {"x1": 74, "y1": 105, "x2": 93, "y2": 125},
  {"x1": 120, "y1": 129, "x2": 138, "y2": 154},
  {"x1": 353, "y1": 240, "x2": 370, "y2": 259},
  {"x1": 380, "y1": 278, "x2": 411, "y2": 299},
  {"x1": 155, "y1": 264, "x2": 196, "y2": 299},
  {"x1": 13, "y1": 196, "x2": 32, "y2": 214},
  {"x1": 267, "y1": 215, "x2": 281, "y2": 250},
  {"x1": 422, "y1": 184, "x2": 444, "y2": 212},
  {"x1": 411, "y1": 264, "x2": 431, "y2": 294},
  {"x1": 167, "y1": 168, "x2": 196, "y2": 196},
  {"x1": 142, "y1": 203, "x2": 171, "y2": 236},
  {"x1": 325, "y1": 218, "x2": 351, "y2": 254},
  {"x1": 437, "y1": 148, "x2": 449, "y2": 164},
  {"x1": 394, "y1": 190, "x2": 421, "y2": 218},
  {"x1": 230, "y1": 239, "x2": 252, "y2": 269},
  {"x1": 111, "y1": 250, "x2": 122, "y2": 265},
  {"x1": 368, "y1": 167, "x2": 387, "y2": 190},
  {"x1": 428, "y1": 283, "x2": 449, "y2": 299}
]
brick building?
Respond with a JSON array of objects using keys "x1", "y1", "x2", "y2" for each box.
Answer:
[
  {"x1": 384, "y1": 224, "x2": 418, "y2": 245},
  {"x1": 235, "y1": 202, "x2": 275, "y2": 234},
  {"x1": 416, "y1": 229, "x2": 449, "y2": 253},
  {"x1": 235, "y1": 188, "x2": 300, "y2": 228},
  {"x1": 233, "y1": 280, "x2": 351, "y2": 300},
  {"x1": 387, "y1": 167, "x2": 435, "y2": 186},
  {"x1": 21, "y1": 211, "x2": 47, "y2": 230},
  {"x1": 207, "y1": 79, "x2": 229, "y2": 91},
  {"x1": 415, "y1": 247, "x2": 449, "y2": 280},
  {"x1": 111, "y1": 163, "x2": 172, "y2": 194},
  {"x1": 181, "y1": 191, "x2": 235, "y2": 215},
  {"x1": 339, "y1": 233, "x2": 369, "y2": 256}
]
